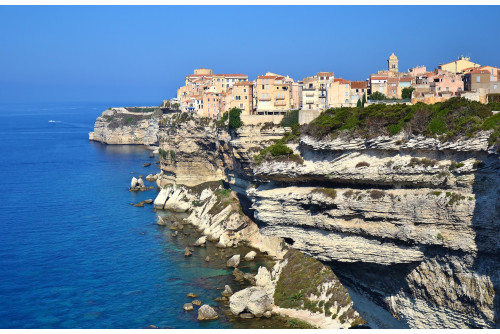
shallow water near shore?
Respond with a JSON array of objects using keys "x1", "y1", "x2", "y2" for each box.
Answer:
[{"x1": 0, "y1": 102, "x2": 289, "y2": 329}]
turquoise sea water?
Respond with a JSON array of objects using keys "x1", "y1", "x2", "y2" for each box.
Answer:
[{"x1": 0, "y1": 102, "x2": 277, "y2": 329}]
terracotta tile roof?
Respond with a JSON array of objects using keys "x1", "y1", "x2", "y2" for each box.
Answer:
[
  {"x1": 334, "y1": 78, "x2": 350, "y2": 84},
  {"x1": 317, "y1": 72, "x2": 334, "y2": 77},
  {"x1": 257, "y1": 75, "x2": 284, "y2": 79},
  {"x1": 234, "y1": 81, "x2": 254, "y2": 86},
  {"x1": 187, "y1": 74, "x2": 213, "y2": 78},
  {"x1": 469, "y1": 69, "x2": 490, "y2": 74},
  {"x1": 350, "y1": 81, "x2": 367, "y2": 89},
  {"x1": 213, "y1": 74, "x2": 248, "y2": 77},
  {"x1": 399, "y1": 77, "x2": 413, "y2": 82},
  {"x1": 370, "y1": 75, "x2": 388, "y2": 80}
]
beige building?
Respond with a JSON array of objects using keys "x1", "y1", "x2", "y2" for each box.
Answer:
[
  {"x1": 255, "y1": 73, "x2": 293, "y2": 114},
  {"x1": 328, "y1": 78, "x2": 352, "y2": 108},
  {"x1": 438, "y1": 56, "x2": 480, "y2": 73},
  {"x1": 350, "y1": 81, "x2": 368, "y2": 105},
  {"x1": 230, "y1": 81, "x2": 254, "y2": 115},
  {"x1": 301, "y1": 72, "x2": 334, "y2": 111}
]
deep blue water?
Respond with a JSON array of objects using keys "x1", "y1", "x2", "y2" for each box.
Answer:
[{"x1": 0, "y1": 102, "x2": 275, "y2": 329}]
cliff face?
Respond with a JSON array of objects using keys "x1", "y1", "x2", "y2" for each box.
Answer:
[
  {"x1": 89, "y1": 108, "x2": 160, "y2": 145},
  {"x1": 90, "y1": 109, "x2": 499, "y2": 328},
  {"x1": 249, "y1": 132, "x2": 500, "y2": 328}
]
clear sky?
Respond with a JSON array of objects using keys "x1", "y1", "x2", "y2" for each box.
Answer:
[{"x1": 1, "y1": 5, "x2": 499, "y2": 104}]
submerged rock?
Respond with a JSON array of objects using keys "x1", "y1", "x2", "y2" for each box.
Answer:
[
  {"x1": 187, "y1": 292, "x2": 199, "y2": 298},
  {"x1": 226, "y1": 255, "x2": 240, "y2": 268},
  {"x1": 233, "y1": 268, "x2": 245, "y2": 282},
  {"x1": 184, "y1": 248, "x2": 192, "y2": 257},
  {"x1": 192, "y1": 300, "x2": 202, "y2": 306},
  {"x1": 142, "y1": 162, "x2": 151, "y2": 167},
  {"x1": 197, "y1": 305, "x2": 218, "y2": 321},
  {"x1": 205, "y1": 256, "x2": 210, "y2": 262}
]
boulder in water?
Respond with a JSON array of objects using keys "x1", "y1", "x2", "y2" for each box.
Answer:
[
  {"x1": 244, "y1": 251, "x2": 257, "y2": 261},
  {"x1": 183, "y1": 303, "x2": 193, "y2": 311},
  {"x1": 221, "y1": 285, "x2": 233, "y2": 297},
  {"x1": 192, "y1": 299, "x2": 202, "y2": 306},
  {"x1": 229, "y1": 286, "x2": 273, "y2": 318},
  {"x1": 197, "y1": 305, "x2": 218, "y2": 321},
  {"x1": 187, "y1": 292, "x2": 198, "y2": 298},
  {"x1": 194, "y1": 236, "x2": 207, "y2": 247},
  {"x1": 184, "y1": 248, "x2": 192, "y2": 257},
  {"x1": 226, "y1": 255, "x2": 240, "y2": 268}
]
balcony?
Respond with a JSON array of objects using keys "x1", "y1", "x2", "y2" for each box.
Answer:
[
  {"x1": 305, "y1": 92, "x2": 314, "y2": 97},
  {"x1": 260, "y1": 97, "x2": 271, "y2": 101},
  {"x1": 302, "y1": 87, "x2": 315, "y2": 91},
  {"x1": 276, "y1": 96, "x2": 285, "y2": 100},
  {"x1": 274, "y1": 101, "x2": 287, "y2": 106},
  {"x1": 305, "y1": 99, "x2": 314, "y2": 104}
]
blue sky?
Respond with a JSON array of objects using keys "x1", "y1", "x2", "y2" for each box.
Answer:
[{"x1": 1, "y1": 5, "x2": 499, "y2": 104}]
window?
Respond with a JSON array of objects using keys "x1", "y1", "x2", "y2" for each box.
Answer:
[
  {"x1": 345, "y1": 92, "x2": 348, "y2": 96},
  {"x1": 476, "y1": 76, "x2": 481, "y2": 83},
  {"x1": 345, "y1": 84, "x2": 348, "y2": 88},
  {"x1": 261, "y1": 94, "x2": 265, "y2": 99},
  {"x1": 495, "y1": 84, "x2": 498, "y2": 90},
  {"x1": 245, "y1": 96, "x2": 248, "y2": 99},
  {"x1": 492, "y1": 69, "x2": 495, "y2": 75},
  {"x1": 392, "y1": 90, "x2": 396, "y2": 94},
  {"x1": 345, "y1": 99, "x2": 349, "y2": 103},
  {"x1": 491, "y1": 76, "x2": 495, "y2": 82},
  {"x1": 392, "y1": 83, "x2": 396, "y2": 87},
  {"x1": 379, "y1": 87, "x2": 383, "y2": 92},
  {"x1": 243, "y1": 89, "x2": 247, "y2": 93},
  {"x1": 446, "y1": 87, "x2": 449, "y2": 92},
  {"x1": 262, "y1": 85, "x2": 265, "y2": 89}
]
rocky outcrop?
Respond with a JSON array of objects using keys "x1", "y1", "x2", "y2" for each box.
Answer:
[
  {"x1": 89, "y1": 108, "x2": 161, "y2": 145},
  {"x1": 153, "y1": 185, "x2": 193, "y2": 212},
  {"x1": 248, "y1": 131, "x2": 500, "y2": 329},
  {"x1": 229, "y1": 286, "x2": 273, "y2": 317},
  {"x1": 156, "y1": 115, "x2": 225, "y2": 187}
]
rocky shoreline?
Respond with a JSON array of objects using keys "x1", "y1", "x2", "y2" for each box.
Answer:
[{"x1": 91, "y1": 105, "x2": 500, "y2": 329}]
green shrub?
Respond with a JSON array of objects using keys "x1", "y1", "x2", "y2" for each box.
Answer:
[
  {"x1": 311, "y1": 188, "x2": 337, "y2": 200},
  {"x1": 300, "y1": 97, "x2": 500, "y2": 144},
  {"x1": 436, "y1": 233, "x2": 444, "y2": 241},
  {"x1": 228, "y1": 107, "x2": 243, "y2": 130},
  {"x1": 281, "y1": 110, "x2": 299, "y2": 128},
  {"x1": 370, "y1": 190, "x2": 385, "y2": 200},
  {"x1": 356, "y1": 161, "x2": 370, "y2": 168}
]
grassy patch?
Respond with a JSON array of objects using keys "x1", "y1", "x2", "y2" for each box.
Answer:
[{"x1": 311, "y1": 188, "x2": 337, "y2": 200}]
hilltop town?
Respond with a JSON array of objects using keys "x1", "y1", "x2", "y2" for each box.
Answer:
[{"x1": 164, "y1": 54, "x2": 499, "y2": 123}]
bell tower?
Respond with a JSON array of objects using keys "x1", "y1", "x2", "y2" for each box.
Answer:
[{"x1": 388, "y1": 52, "x2": 399, "y2": 73}]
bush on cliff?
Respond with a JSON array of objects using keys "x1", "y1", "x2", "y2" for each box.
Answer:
[
  {"x1": 254, "y1": 142, "x2": 303, "y2": 165},
  {"x1": 301, "y1": 97, "x2": 500, "y2": 146},
  {"x1": 280, "y1": 110, "x2": 299, "y2": 128},
  {"x1": 228, "y1": 107, "x2": 243, "y2": 130}
]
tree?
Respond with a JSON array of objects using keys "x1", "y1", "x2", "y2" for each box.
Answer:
[
  {"x1": 356, "y1": 99, "x2": 362, "y2": 108},
  {"x1": 402, "y1": 87, "x2": 415, "y2": 100},
  {"x1": 228, "y1": 107, "x2": 243, "y2": 130},
  {"x1": 362, "y1": 93, "x2": 366, "y2": 107},
  {"x1": 166, "y1": 101, "x2": 171, "y2": 108},
  {"x1": 369, "y1": 91, "x2": 386, "y2": 101},
  {"x1": 173, "y1": 103, "x2": 180, "y2": 110}
]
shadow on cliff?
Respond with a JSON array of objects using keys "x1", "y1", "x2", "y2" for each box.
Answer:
[
  {"x1": 470, "y1": 153, "x2": 500, "y2": 328},
  {"x1": 327, "y1": 260, "x2": 417, "y2": 329}
]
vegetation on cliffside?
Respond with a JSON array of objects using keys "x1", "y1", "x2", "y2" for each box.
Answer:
[
  {"x1": 274, "y1": 249, "x2": 365, "y2": 328},
  {"x1": 301, "y1": 97, "x2": 500, "y2": 147}
]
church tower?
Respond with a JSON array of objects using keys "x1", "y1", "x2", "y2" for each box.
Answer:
[{"x1": 388, "y1": 52, "x2": 399, "y2": 73}]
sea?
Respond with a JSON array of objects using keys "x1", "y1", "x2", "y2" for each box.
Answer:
[{"x1": 0, "y1": 102, "x2": 282, "y2": 329}]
